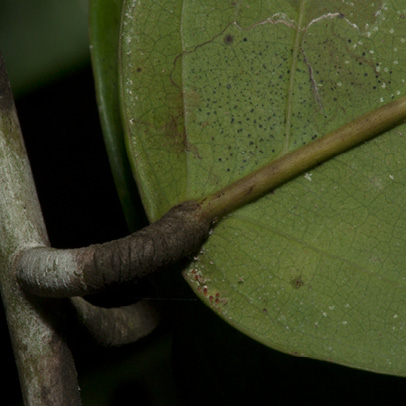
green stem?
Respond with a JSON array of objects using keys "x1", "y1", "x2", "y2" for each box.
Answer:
[{"x1": 197, "y1": 96, "x2": 406, "y2": 221}]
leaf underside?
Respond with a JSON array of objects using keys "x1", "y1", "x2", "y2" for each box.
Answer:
[
  {"x1": 119, "y1": 0, "x2": 406, "y2": 375},
  {"x1": 89, "y1": 0, "x2": 143, "y2": 232}
]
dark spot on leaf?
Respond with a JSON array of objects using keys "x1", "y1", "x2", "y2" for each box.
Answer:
[
  {"x1": 136, "y1": 67, "x2": 142, "y2": 72},
  {"x1": 291, "y1": 276, "x2": 305, "y2": 289},
  {"x1": 224, "y1": 34, "x2": 234, "y2": 45}
]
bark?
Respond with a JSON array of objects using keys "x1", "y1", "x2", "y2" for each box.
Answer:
[
  {"x1": 16, "y1": 201, "x2": 211, "y2": 298},
  {"x1": 0, "y1": 53, "x2": 81, "y2": 405},
  {"x1": 1, "y1": 50, "x2": 208, "y2": 405},
  {"x1": 71, "y1": 297, "x2": 161, "y2": 346}
]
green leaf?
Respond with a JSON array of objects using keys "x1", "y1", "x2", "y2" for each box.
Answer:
[
  {"x1": 119, "y1": 0, "x2": 406, "y2": 375},
  {"x1": 89, "y1": 0, "x2": 144, "y2": 232}
]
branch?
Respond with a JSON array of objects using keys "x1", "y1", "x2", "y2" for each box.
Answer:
[
  {"x1": 198, "y1": 96, "x2": 406, "y2": 220},
  {"x1": 16, "y1": 201, "x2": 211, "y2": 297},
  {"x1": 0, "y1": 53, "x2": 81, "y2": 405},
  {"x1": 70, "y1": 297, "x2": 161, "y2": 346},
  {"x1": 15, "y1": 97, "x2": 406, "y2": 301}
]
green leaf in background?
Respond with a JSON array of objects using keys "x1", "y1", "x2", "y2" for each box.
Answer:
[
  {"x1": 119, "y1": 0, "x2": 406, "y2": 375},
  {"x1": 0, "y1": 0, "x2": 89, "y2": 97},
  {"x1": 89, "y1": 0, "x2": 145, "y2": 232}
]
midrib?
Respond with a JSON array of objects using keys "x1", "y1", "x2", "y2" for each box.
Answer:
[
  {"x1": 284, "y1": 0, "x2": 306, "y2": 152},
  {"x1": 180, "y1": 0, "x2": 191, "y2": 201}
]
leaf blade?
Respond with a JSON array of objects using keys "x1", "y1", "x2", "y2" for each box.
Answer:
[{"x1": 120, "y1": 0, "x2": 406, "y2": 375}]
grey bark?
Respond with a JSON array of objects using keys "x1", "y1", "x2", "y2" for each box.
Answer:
[
  {"x1": 0, "y1": 46, "x2": 211, "y2": 404},
  {"x1": 16, "y1": 201, "x2": 211, "y2": 298},
  {"x1": 71, "y1": 297, "x2": 161, "y2": 346},
  {"x1": 0, "y1": 54, "x2": 81, "y2": 405}
]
